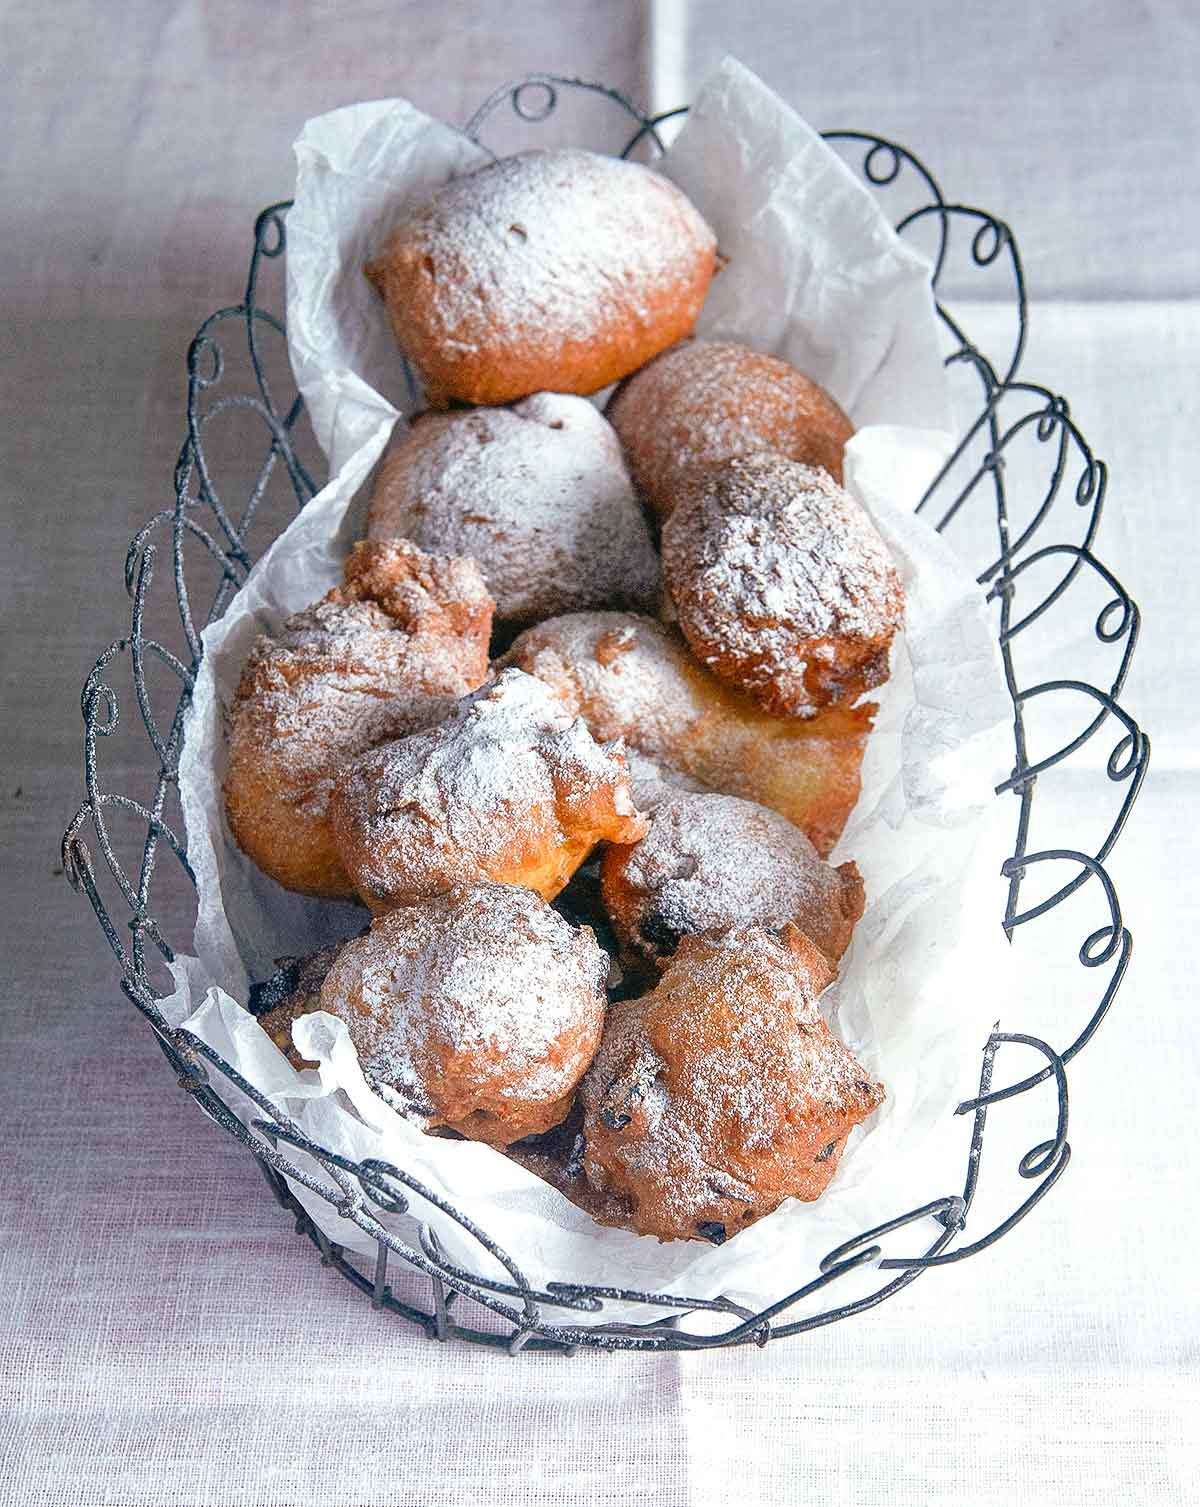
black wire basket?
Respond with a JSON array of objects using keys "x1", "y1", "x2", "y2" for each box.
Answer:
[{"x1": 62, "y1": 76, "x2": 1149, "y2": 1354}]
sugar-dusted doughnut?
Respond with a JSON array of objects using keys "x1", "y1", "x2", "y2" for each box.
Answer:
[
  {"x1": 607, "y1": 339, "x2": 853, "y2": 522},
  {"x1": 580, "y1": 925, "x2": 885, "y2": 1242},
  {"x1": 500, "y1": 612, "x2": 872, "y2": 857},
  {"x1": 662, "y1": 454, "x2": 904, "y2": 718},
  {"x1": 223, "y1": 539, "x2": 493, "y2": 898},
  {"x1": 366, "y1": 393, "x2": 659, "y2": 628},
  {"x1": 329, "y1": 667, "x2": 647, "y2": 911},
  {"x1": 364, "y1": 149, "x2": 718, "y2": 406},
  {"x1": 320, "y1": 883, "x2": 609, "y2": 1147},
  {"x1": 601, "y1": 792, "x2": 865, "y2": 970}
]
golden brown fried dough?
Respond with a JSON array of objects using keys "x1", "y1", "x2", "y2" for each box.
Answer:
[
  {"x1": 580, "y1": 925, "x2": 884, "y2": 1242},
  {"x1": 601, "y1": 792, "x2": 865, "y2": 970},
  {"x1": 501, "y1": 612, "x2": 872, "y2": 857},
  {"x1": 607, "y1": 339, "x2": 853, "y2": 521},
  {"x1": 365, "y1": 149, "x2": 717, "y2": 407},
  {"x1": 223, "y1": 539, "x2": 493, "y2": 898},
  {"x1": 366, "y1": 394, "x2": 659, "y2": 628},
  {"x1": 330, "y1": 667, "x2": 647, "y2": 911},
  {"x1": 661, "y1": 455, "x2": 904, "y2": 719},
  {"x1": 320, "y1": 883, "x2": 609, "y2": 1147}
]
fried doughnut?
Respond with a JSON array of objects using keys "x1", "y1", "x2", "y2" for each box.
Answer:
[
  {"x1": 501, "y1": 612, "x2": 872, "y2": 856},
  {"x1": 662, "y1": 454, "x2": 904, "y2": 718},
  {"x1": 330, "y1": 667, "x2": 648, "y2": 911},
  {"x1": 580, "y1": 925, "x2": 885, "y2": 1242},
  {"x1": 319, "y1": 883, "x2": 609, "y2": 1147},
  {"x1": 364, "y1": 149, "x2": 718, "y2": 406},
  {"x1": 366, "y1": 394, "x2": 659, "y2": 628},
  {"x1": 601, "y1": 792, "x2": 865, "y2": 971},
  {"x1": 223, "y1": 539, "x2": 493, "y2": 898},
  {"x1": 607, "y1": 339, "x2": 853, "y2": 522}
]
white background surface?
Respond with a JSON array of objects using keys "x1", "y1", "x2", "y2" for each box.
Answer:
[{"x1": 1, "y1": 2, "x2": 1195, "y2": 1503}]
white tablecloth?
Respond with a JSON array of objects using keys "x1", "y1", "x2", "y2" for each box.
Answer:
[{"x1": 2, "y1": 3, "x2": 1195, "y2": 1503}]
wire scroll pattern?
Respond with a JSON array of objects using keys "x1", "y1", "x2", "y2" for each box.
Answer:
[{"x1": 62, "y1": 77, "x2": 1148, "y2": 1353}]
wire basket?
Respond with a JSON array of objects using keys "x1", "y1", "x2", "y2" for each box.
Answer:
[{"x1": 62, "y1": 76, "x2": 1149, "y2": 1354}]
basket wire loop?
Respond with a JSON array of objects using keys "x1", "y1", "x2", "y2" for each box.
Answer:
[{"x1": 62, "y1": 76, "x2": 1148, "y2": 1353}]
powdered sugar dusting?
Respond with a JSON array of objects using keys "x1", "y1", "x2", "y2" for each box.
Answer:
[
  {"x1": 224, "y1": 541, "x2": 493, "y2": 893},
  {"x1": 501, "y1": 610, "x2": 875, "y2": 856},
  {"x1": 367, "y1": 393, "x2": 660, "y2": 626},
  {"x1": 378, "y1": 149, "x2": 714, "y2": 349},
  {"x1": 581, "y1": 927, "x2": 885, "y2": 1239},
  {"x1": 233, "y1": 597, "x2": 469, "y2": 805},
  {"x1": 502, "y1": 613, "x2": 712, "y2": 760},
  {"x1": 666, "y1": 454, "x2": 901, "y2": 643},
  {"x1": 320, "y1": 882, "x2": 609, "y2": 1119},
  {"x1": 622, "y1": 749, "x2": 710, "y2": 810},
  {"x1": 608, "y1": 339, "x2": 853, "y2": 517},
  {"x1": 662, "y1": 454, "x2": 904, "y2": 713},
  {"x1": 232, "y1": 540, "x2": 493, "y2": 780},
  {"x1": 330, "y1": 667, "x2": 645, "y2": 906},
  {"x1": 604, "y1": 792, "x2": 862, "y2": 966}
]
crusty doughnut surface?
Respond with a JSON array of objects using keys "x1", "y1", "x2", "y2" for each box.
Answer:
[
  {"x1": 662, "y1": 454, "x2": 904, "y2": 718},
  {"x1": 364, "y1": 149, "x2": 718, "y2": 406},
  {"x1": 601, "y1": 792, "x2": 865, "y2": 970},
  {"x1": 501, "y1": 611, "x2": 872, "y2": 856},
  {"x1": 607, "y1": 339, "x2": 854, "y2": 521},
  {"x1": 330, "y1": 666, "x2": 647, "y2": 911},
  {"x1": 366, "y1": 393, "x2": 659, "y2": 628},
  {"x1": 319, "y1": 883, "x2": 610, "y2": 1147},
  {"x1": 580, "y1": 925, "x2": 885, "y2": 1242},
  {"x1": 222, "y1": 539, "x2": 493, "y2": 898}
]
